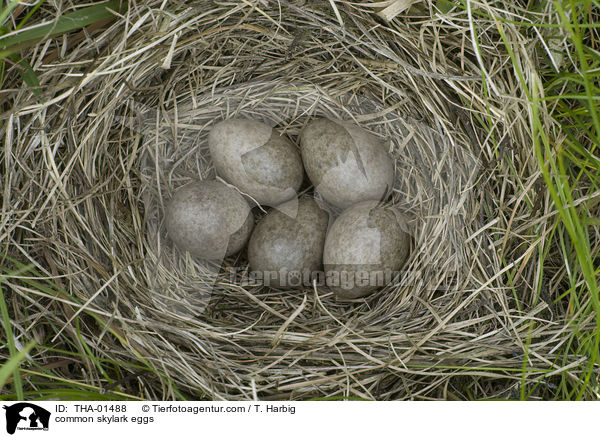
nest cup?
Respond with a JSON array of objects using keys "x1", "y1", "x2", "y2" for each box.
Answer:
[
  {"x1": 132, "y1": 83, "x2": 479, "y2": 397},
  {"x1": 3, "y1": 1, "x2": 559, "y2": 400},
  {"x1": 143, "y1": 80, "x2": 478, "y2": 305}
]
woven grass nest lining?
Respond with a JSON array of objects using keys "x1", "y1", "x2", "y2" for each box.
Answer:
[
  {"x1": 4, "y1": 0, "x2": 572, "y2": 400},
  {"x1": 132, "y1": 76, "x2": 477, "y2": 396}
]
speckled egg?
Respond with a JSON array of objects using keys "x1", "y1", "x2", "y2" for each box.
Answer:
[
  {"x1": 165, "y1": 180, "x2": 254, "y2": 259},
  {"x1": 323, "y1": 200, "x2": 410, "y2": 299},
  {"x1": 300, "y1": 118, "x2": 394, "y2": 209},
  {"x1": 248, "y1": 196, "x2": 329, "y2": 289},
  {"x1": 208, "y1": 118, "x2": 304, "y2": 206}
]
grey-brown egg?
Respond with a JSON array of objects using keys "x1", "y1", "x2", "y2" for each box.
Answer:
[
  {"x1": 300, "y1": 118, "x2": 394, "y2": 209},
  {"x1": 165, "y1": 180, "x2": 254, "y2": 259},
  {"x1": 248, "y1": 196, "x2": 329, "y2": 288},
  {"x1": 323, "y1": 200, "x2": 410, "y2": 299},
  {"x1": 208, "y1": 118, "x2": 304, "y2": 206}
]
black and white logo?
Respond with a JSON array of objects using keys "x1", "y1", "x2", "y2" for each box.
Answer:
[{"x1": 2, "y1": 403, "x2": 50, "y2": 435}]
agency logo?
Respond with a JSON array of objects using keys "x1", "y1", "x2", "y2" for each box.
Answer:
[{"x1": 2, "y1": 403, "x2": 50, "y2": 435}]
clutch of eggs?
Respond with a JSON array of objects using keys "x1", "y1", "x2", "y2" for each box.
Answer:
[{"x1": 164, "y1": 115, "x2": 409, "y2": 299}]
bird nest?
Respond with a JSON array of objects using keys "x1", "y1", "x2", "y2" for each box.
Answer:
[{"x1": 2, "y1": 0, "x2": 572, "y2": 400}]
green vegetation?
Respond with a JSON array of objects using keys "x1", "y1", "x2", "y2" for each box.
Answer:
[
  {"x1": 0, "y1": 0, "x2": 598, "y2": 400},
  {"x1": 533, "y1": 0, "x2": 600, "y2": 399},
  {"x1": 0, "y1": 1, "x2": 121, "y2": 95}
]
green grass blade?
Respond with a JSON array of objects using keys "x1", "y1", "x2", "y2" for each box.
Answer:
[
  {"x1": 15, "y1": 0, "x2": 45, "y2": 31},
  {"x1": 0, "y1": 0, "x2": 122, "y2": 57},
  {"x1": 0, "y1": 282, "x2": 27, "y2": 399},
  {"x1": 0, "y1": 0, "x2": 20, "y2": 27},
  {"x1": 0, "y1": 340, "x2": 36, "y2": 389},
  {"x1": 11, "y1": 55, "x2": 41, "y2": 95},
  {"x1": 435, "y1": 0, "x2": 455, "y2": 14}
]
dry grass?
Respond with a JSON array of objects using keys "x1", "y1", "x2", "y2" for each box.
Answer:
[{"x1": 1, "y1": 0, "x2": 596, "y2": 400}]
